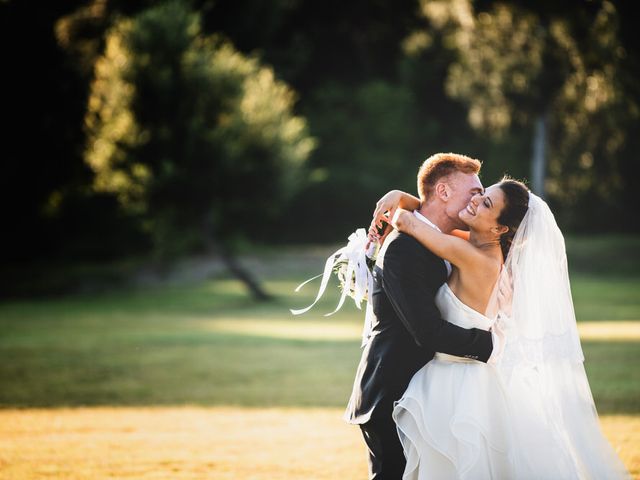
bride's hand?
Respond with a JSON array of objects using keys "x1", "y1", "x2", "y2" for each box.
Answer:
[
  {"x1": 372, "y1": 190, "x2": 404, "y2": 231},
  {"x1": 367, "y1": 189, "x2": 420, "y2": 248},
  {"x1": 366, "y1": 219, "x2": 392, "y2": 249},
  {"x1": 367, "y1": 222, "x2": 390, "y2": 248}
]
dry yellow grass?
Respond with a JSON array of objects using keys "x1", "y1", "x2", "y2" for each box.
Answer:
[
  {"x1": 0, "y1": 407, "x2": 637, "y2": 479},
  {"x1": 0, "y1": 407, "x2": 366, "y2": 480},
  {"x1": 600, "y1": 415, "x2": 640, "y2": 479}
]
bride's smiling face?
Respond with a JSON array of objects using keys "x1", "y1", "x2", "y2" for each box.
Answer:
[{"x1": 458, "y1": 184, "x2": 507, "y2": 233}]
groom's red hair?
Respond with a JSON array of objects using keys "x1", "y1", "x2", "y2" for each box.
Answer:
[{"x1": 417, "y1": 153, "x2": 482, "y2": 202}]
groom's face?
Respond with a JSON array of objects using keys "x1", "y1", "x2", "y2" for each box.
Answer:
[{"x1": 445, "y1": 172, "x2": 483, "y2": 229}]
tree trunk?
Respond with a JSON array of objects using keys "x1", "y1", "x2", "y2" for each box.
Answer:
[
  {"x1": 531, "y1": 113, "x2": 547, "y2": 198},
  {"x1": 217, "y1": 242, "x2": 272, "y2": 301},
  {"x1": 202, "y1": 219, "x2": 271, "y2": 301}
]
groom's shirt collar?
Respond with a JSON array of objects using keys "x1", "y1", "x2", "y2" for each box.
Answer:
[
  {"x1": 413, "y1": 211, "x2": 441, "y2": 232},
  {"x1": 412, "y1": 211, "x2": 452, "y2": 276}
]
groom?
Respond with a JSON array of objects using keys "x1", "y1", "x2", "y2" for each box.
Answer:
[{"x1": 344, "y1": 153, "x2": 497, "y2": 479}]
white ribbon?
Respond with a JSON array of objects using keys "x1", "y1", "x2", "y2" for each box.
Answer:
[{"x1": 290, "y1": 228, "x2": 376, "y2": 346}]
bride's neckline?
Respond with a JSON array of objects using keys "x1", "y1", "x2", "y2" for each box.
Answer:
[{"x1": 442, "y1": 282, "x2": 493, "y2": 321}]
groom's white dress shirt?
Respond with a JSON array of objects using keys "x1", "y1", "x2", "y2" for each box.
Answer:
[
  {"x1": 412, "y1": 211, "x2": 502, "y2": 363},
  {"x1": 413, "y1": 211, "x2": 452, "y2": 276}
]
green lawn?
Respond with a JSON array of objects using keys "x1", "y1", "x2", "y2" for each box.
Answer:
[
  {"x1": 0, "y1": 236, "x2": 639, "y2": 413},
  {"x1": 0, "y1": 279, "x2": 362, "y2": 408}
]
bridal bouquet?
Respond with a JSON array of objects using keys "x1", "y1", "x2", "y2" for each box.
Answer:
[
  {"x1": 334, "y1": 240, "x2": 379, "y2": 302},
  {"x1": 290, "y1": 228, "x2": 379, "y2": 316}
]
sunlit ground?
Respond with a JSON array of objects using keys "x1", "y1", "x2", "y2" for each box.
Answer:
[
  {"x1": 208, "y1": 317, "x2": 640, "y2": 341},
  {"x1": 0, "y1": 407, "x2": 366, "y2": 480},
  {"x1": 0, "y1": 408, "x2": 636, "y2": 480}
]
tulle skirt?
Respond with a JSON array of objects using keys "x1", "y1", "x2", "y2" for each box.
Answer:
[{"x1": 392, "y1": 354, "x2": 630, "y2": 480}]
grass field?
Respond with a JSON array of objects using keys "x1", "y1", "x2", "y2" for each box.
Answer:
[{"x1": 1, "y1": 236, "x2": 639, "y2": 478}]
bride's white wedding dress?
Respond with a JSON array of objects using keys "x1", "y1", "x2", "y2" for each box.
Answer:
[
  {"x1": 393, "y1": 280, "x2": 629, "y2": 479},
  {"x1": 393, "y1": 282, "x2": 515, "y2": 479},
  {"x1": 392, "y1": 193, "x2": 630, "y2": 480}
]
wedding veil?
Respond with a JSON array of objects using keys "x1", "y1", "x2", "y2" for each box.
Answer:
[{"x1": 491, "y1": 193, "x2": 629, "y2": 479}]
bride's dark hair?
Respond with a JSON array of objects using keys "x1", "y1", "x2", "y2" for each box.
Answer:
[{"x1": 497, "y1": 177, "x2": 530, "y2": 259}]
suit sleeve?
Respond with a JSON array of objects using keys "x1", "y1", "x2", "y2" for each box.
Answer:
[{"x1": 382, "y1": 234, "x2": 493, "y2": 362}]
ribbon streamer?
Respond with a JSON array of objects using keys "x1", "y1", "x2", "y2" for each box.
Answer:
[{"x1": 290, "y1": 228, "x2": 376, "y2": 346}]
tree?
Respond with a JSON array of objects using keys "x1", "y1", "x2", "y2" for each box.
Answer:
[
  {"x1": 413, "y1": 0, "x2": 634, "y2": 205},
  {"x1": 84, "y1": 1, "x2": 315, "y2": 299}
]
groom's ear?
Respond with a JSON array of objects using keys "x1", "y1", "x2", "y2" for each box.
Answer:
[{"x1": 435, "y1": 182, "x2": 450, "y2": 201}]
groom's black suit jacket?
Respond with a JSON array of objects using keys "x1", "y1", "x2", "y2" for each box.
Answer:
[{"x1": 345, "y1": 229, "x2": 493, "y2": 425}]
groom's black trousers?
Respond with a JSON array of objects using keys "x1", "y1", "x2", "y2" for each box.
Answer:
[{"x1": 360, "y1": 410, "x2": 406, "y2": 480}]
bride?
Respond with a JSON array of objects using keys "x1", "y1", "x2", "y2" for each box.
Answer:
[{"x1": 371, "y1": 179, "x2": 629, "y2": 479}]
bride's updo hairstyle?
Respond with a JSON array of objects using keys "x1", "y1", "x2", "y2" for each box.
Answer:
[{"x1": 497, "y1": 177, "x2": 530, "y2": 259}]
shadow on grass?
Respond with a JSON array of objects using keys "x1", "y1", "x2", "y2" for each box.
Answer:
[
  {"x1": 583, "y1": 341, "x2": 640, "y2": 414},
  {"x1": 0, "y1": 332, "x2": 361, "y2": 409},
  {"x1": 1, "y1": 331, "x2": 638, "y2": 415}
]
